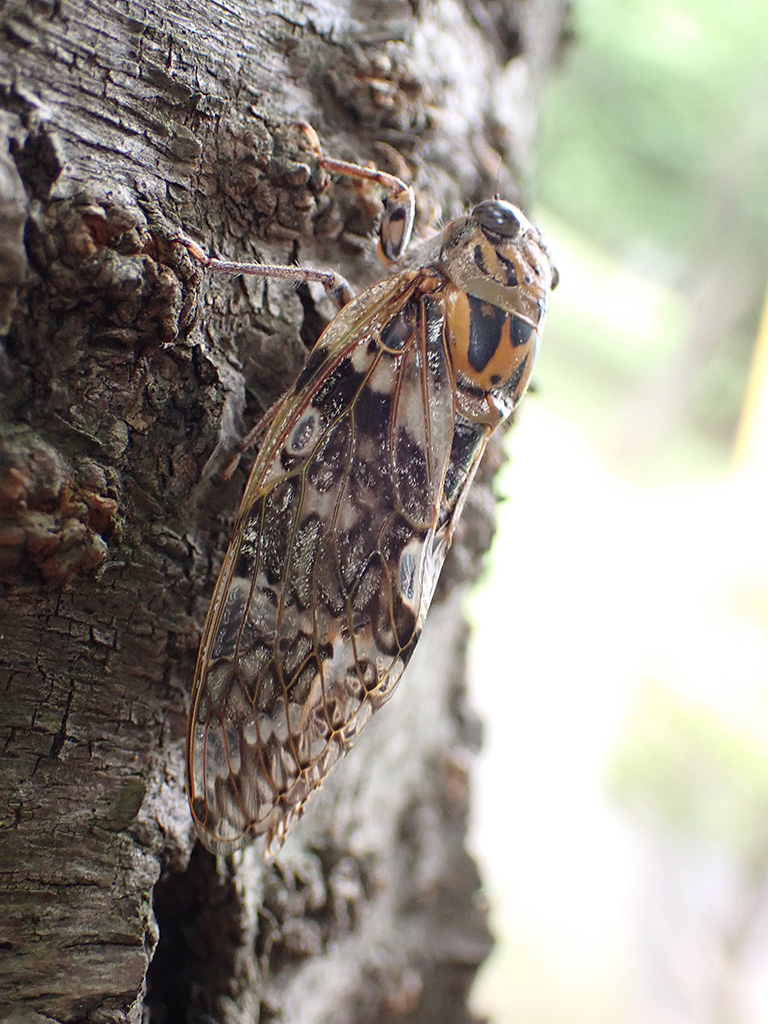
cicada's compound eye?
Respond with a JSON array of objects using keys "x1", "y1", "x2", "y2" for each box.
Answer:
[{"x1": 472, "y1": 200, "x2": 522, "y2": 239}]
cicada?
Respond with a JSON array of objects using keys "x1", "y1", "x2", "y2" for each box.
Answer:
[{"x1": 185, "y1": 133, "x2": 558, "y2": 855}]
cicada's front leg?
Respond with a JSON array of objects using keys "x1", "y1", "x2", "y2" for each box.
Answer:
[
  {"x1": 294, "y1": 121, "x2": 416, "y2": 265},
  {"x1": 318, "y1": 155, "x2": 415, "y2": 265}
]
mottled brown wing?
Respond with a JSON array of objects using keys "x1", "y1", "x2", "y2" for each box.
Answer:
[{"x1": 187, "y1": 272, "x2": 463, "y2": 854}]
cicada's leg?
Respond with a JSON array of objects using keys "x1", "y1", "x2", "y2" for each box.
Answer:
[
  {"x1": 176, "y1": 236, "x2": 353, "y2": 479},
  {"x1": 179, "y1": 127, "x2": 415, "y2": 294},
  {"x1": 218, "y1": 395, "x2": 283, "y2": 479},
  {"x1": 178, "y1": 129, "x2": 416, "y2": 476},
  {"x1": 295, "y1": 121, "x2": 416, "y2": 264},
  {"x1": 318, "y1": 156, "x2": 415, "y2": 265},
  {"x1": 177, "y1": 233, "x2": 355, "y2": 309}
]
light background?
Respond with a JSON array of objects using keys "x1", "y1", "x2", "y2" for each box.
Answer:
[{"x1": 469, "y1": 1, "x2": 768, "y2": 1020}]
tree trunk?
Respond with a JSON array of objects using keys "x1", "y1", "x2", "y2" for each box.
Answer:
[{"x1": 0, "y1": 2, "x2": 567, "y2": 1021}]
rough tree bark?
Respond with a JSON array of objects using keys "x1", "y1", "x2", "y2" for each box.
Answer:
[{"x1": 0, "y1": 2, "x2": 567, "y2": 1022}]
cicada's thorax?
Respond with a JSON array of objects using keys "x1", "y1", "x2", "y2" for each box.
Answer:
[{"x1": 436, "y1": 202, "x2": 555, "y2": 426}]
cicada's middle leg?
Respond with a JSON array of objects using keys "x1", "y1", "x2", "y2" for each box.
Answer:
[{"x1": 177, "y1": 233, "x2": 355, "y2": 308}]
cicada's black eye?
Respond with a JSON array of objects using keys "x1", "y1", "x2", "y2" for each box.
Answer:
[{"x1": 472, "y1": 200, "x2": 521, "y2": 238}]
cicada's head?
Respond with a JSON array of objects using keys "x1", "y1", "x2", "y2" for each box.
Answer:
[{"x1": 438, "y1": 199, "x2": 558, "y2": 421}]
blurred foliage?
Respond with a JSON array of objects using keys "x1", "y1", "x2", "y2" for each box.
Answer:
[
  {"x1": 471, "y1": 7, "x2": 768, "y2": 1019},
  {"x1": 534, "y1": 0, "x2": 768, "y2": 466},
  {"x1": 609, "y1": 685, "x2": 768, "y2": 874},
  {"x1": 532, "y1": 0, "x2": 768, "y2": 875},
  {"x1": 538, "y1": 0, "x2": 768, "y2": 268}
]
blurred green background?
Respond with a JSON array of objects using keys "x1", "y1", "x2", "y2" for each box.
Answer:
[
  {"x1": 539, "y1": 0, "x2": 768, "y2": 481},
  {"x1": 469, "y1": 1, "x2": 768, "y2": 1022}
]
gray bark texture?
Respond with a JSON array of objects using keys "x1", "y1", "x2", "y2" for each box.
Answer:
[{"x1": 0, "y1": 1, "x2": 568, "y2": 1022}]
